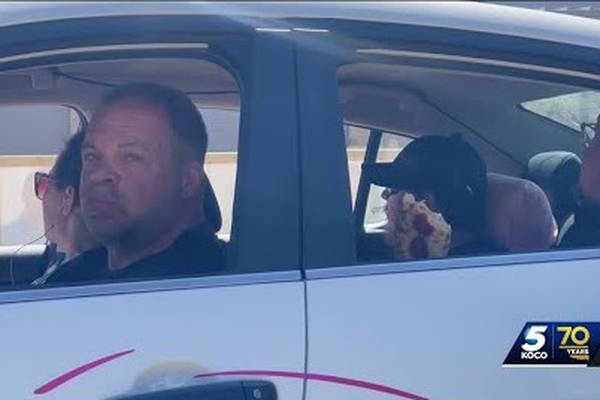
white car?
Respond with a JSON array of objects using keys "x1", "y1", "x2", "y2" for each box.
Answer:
[{"x1": 0, "y1": 2, "x2": 600, "y2": 399}]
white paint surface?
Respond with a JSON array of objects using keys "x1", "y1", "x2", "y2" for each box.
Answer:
[
  {"x1": 307, "y1": 258, "x2": 600, "y2": 400},
  {"x1": 0, "y1": 281, "x2": 305, "y2": 399}
]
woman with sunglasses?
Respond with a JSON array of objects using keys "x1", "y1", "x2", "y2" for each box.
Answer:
[{"x1": 31, "y1": 128, "x2": 99, "y2": 285}]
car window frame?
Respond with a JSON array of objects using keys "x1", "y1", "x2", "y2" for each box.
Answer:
[
  {"x1": 297, "y1": 21, "x2": 600, "y2": 274},
  {"x1": 516, "y1": 90, "x2": 600, "y2": 147},
  {"x1": 352, "y1": 127, "x2": 382, "y2": 234},
  {"x1": 0, "y1": 15, "x2": 304, "y2": 299}
]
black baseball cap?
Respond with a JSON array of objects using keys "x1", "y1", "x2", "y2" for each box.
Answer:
[{"x1": 362, "y1": 134, "x2": 487, "y2": 204}]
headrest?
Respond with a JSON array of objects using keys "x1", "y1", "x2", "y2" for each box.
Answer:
[
  {"x1": 204, "y1": 178, "x2": 222, "y2": 233},
  {"x1": 526, "y1": 151, "x2": 581, "y2": 193},
  {"x1": 526, "y1": 151, "x2": 581, "y2": 224},
  {"x1": 486, "y1": 173, "x2": 558, "y2": 252}
]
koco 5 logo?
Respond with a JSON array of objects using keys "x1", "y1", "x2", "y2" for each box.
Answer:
[
  {"x1": 521, "y1": 325, "x2": 548, "y2": 360},
  {"x1": 504, "y1": 322, "x2": 600, "y2": 367}
]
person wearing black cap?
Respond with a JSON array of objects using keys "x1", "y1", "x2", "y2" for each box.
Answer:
[{"x1": 363, "y1": 134, "x2": 494, "y2": 257}]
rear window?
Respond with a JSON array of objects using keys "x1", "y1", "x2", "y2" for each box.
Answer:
[{"x1": 520, "y1": 90, "x2": 600, "y2": 137}]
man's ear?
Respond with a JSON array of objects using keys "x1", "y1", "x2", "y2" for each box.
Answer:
[
  {"x1": 181, "y1": 161, "x2": 204, "y2": 199},
  {"x1": 61, "y1": 186, "x2": 76, "y2": 217}
]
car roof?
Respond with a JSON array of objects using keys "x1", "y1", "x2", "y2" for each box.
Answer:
[{"x1": 1, "y1": 1, "x2": 600, "y2": 50}]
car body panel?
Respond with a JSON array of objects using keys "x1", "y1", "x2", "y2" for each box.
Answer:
[
  {"x1": 1, "y1": 279, "x2": 306, "y2": 399},
  {"x1": 306, "y1": 257, "x2": 600, "y2": 400},
  {"x1": 1, "y1": 2, "x2": 600, "y2": 50},
  {"x1": 0, "y1": 2, "x2": 599, "y2": 399}
]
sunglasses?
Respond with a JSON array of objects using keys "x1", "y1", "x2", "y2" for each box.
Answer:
[{"x1": 34, "y1": 172, "x2": 57, "y2": 200}]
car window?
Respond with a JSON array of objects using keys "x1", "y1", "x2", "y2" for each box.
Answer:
[
  {"x1": 191, "y1": 107, "x2": 239, "y2": 239},
  {"x1": 345, "y1": 125, "x2": 369, "y2": 205},
  {"x1": 336, "y1": 55, "x2": 596, "y2": 265},
  {"x1": 0, "y1": 105, "x2": 81, "y2": 246},
  {"x1": 0, "y1": 55, "x2": 245, "y2": 288},
  {"x1": 345, "y1": 125, "x2": 412, "y2": 231},
  {"x1": 0, "y1": 106, "x2": 239, "y2": 247},
  {"x1": 521, "y1": 90, "x2": 600, "y2": 144}
]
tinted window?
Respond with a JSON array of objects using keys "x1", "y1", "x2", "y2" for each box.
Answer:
[
  {"x1": 0, "y1": 106, "x2": 81, "y2": 246},
  {"x1": 336, "y1": 56, "x2": 595, "y2": 266},
  {"x1": 0, "y1": 56, "x2": 242, "y2": 287}
]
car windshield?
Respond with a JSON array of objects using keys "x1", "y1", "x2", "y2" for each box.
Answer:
[{"x1": 521, "y1": 90, "x2": 600, "y2": 144}]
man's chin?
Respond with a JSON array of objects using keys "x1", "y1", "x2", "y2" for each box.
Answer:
[{"x1": 87, "y1": 219, "x2": 129, "y2": 244}]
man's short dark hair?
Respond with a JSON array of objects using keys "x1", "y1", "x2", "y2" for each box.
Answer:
[{"x1": 96, "y1": 83, "x2": 208, "y2": 164}]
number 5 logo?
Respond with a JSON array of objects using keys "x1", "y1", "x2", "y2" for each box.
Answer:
[{"x1": 522, "y1": 325, "x2": 548, "y2": 352}]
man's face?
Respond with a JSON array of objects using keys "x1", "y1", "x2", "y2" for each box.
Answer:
[
  {"x1": 580, "y1": 114, "x2": 600, "y2": 205},
  {"x1": 80, "y1": 100, "x2": 185, "y2": 244}
]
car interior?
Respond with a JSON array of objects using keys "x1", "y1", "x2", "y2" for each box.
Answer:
[
  {"x1": 337, "y1": 61, "x2": 590, "y2": 262},
  {"x1": 0, "y1": 56, "x2": 240, "y2": 286},
  {"x1": 0, "y1": 50, "x2": 595, "y2": 286}
]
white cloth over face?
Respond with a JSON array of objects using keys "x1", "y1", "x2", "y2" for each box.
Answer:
[{"x1": 384, "y1": 191, "x2": 451, "y2": 260}]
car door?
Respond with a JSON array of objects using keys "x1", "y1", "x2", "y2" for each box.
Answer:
[
  {"x1": 0, "y1": 11, "x2": 306, "y2": 400},
  {"x1": 298, "y1": 15, "x2": 600, "y2": 400}
]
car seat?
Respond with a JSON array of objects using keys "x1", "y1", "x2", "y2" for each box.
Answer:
[
  {"x1": 525, "y1": 151, "x2": 581, "y2": 227},
  {"x1": 486, "y1": 173, "x2": 558, "y2": 252}
]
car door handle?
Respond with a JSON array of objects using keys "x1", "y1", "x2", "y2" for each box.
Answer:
[{"x1": 112, "y1": 380, "x2": 277, "y2": 400}]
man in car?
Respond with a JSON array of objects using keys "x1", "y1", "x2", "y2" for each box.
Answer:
[
  {"x1": 559, "y1": 113, "x2": 600, "y2": 248},
  {"x1": 47, "y1": 83, "x2": 225, "y2": 283},
  {"x1": 363, "y1": 134, "x2": 493, "y2": 257}
]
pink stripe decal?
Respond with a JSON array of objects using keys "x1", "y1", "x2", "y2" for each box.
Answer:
[
  {"x1": 195, "y1": 370, "x2": 429, "y2": 400},
  {"x1": 34, "y1": 349, "x2": 135, "y2": 395}
]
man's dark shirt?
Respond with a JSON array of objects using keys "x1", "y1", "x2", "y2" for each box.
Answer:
[
  {"x1": 559, "y1": 202, "x2": 600, "y2": 249},
  {"x1": 47, "y1": 223, "x2": 225, "y2": 284}
]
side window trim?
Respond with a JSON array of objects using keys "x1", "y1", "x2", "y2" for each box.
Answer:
[
  {"x1": 0, "y1": 270, "x2": 302, "y2": 305},
  {"x1": 0, "y1": 32, "x2": 303, "y2": 293},
  {"x1": 306, "y1": 247, "x2": 600, "y2": 280},
  {"x1": 229, "y1": 34, "x2": 301, "y2": 272},
  {"x1": 331, "y1": 41, "x2": 600, "y2": 270},
  {"x1": 295, "y1": 37, "x2": 356, "y2": 269}
]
